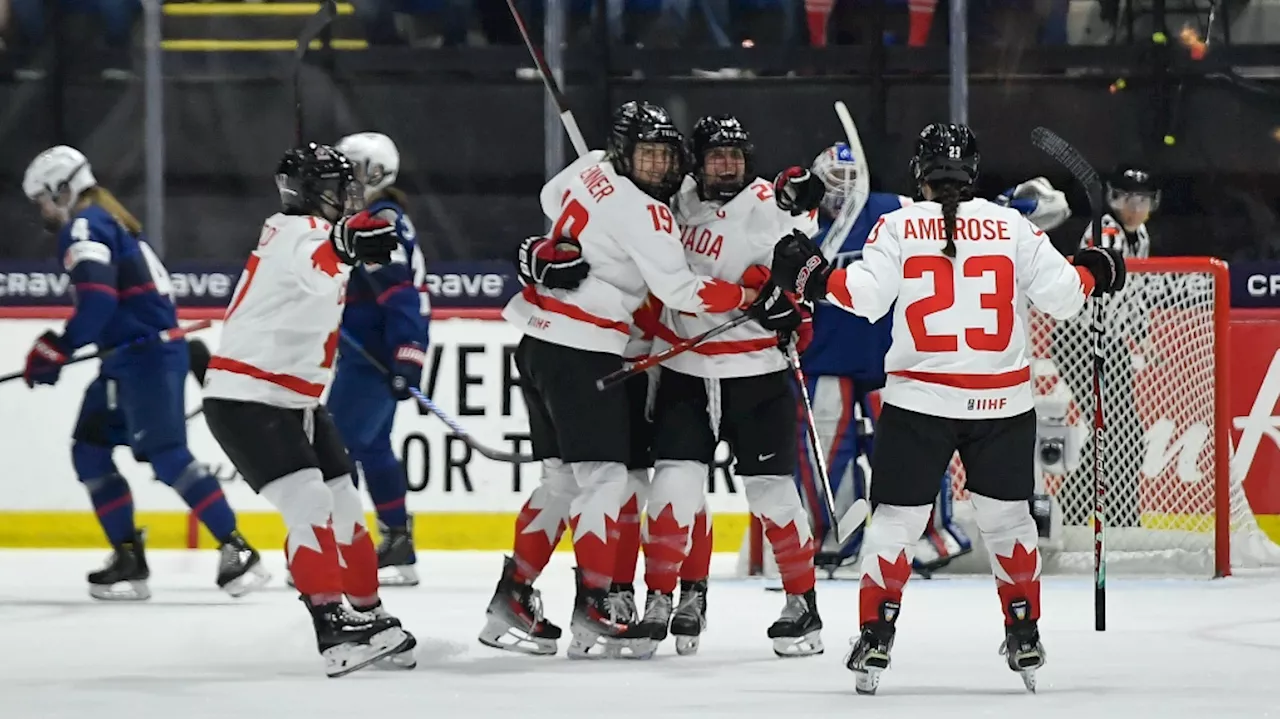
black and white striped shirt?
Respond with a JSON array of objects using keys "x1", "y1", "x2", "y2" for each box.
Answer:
[{"x1": 1078, "y1": 213, "x2": 1150, "y2": 259}]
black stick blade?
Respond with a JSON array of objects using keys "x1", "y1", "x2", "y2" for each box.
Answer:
[{"x1": 1030, "y1": 127, "x2": 1102, "y2": 199}]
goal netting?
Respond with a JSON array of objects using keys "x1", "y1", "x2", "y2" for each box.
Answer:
[{"x1": 741, "y1": 257, "x2": 1280, "y2": 578}]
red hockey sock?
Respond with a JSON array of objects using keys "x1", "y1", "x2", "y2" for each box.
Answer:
[
  {"x1": 643, "y1": 504, "x2": 692, "y2": 594},
  {"x1": 805, "y1": 0, "x2": 833, "y2": 47},
  {"x1": 511, "y1": 493, "x2": 568, "y2": 585},
  {"x1": 288, "y1": 524, "x2": 344, "y2": 605},
  {"x1": 338, "y1": 524, "x2": 380, "y2": 608},
  {"x1": 993, "y1": 541, "x2": 1042, "y2": 625},
  {"x1": 569, "y1": 511, "x2": 618, "y2": 591},
  {"x1": 762, "y1": 517, "x2": 816, "y2": 595},
  {"x1": 908, "y1": 0, "x2": 937, "y2": 46},
  {"x1": 679, "y1": 509, "x2": 712, "y2": 582},
  {"x1": 613, "y1": 492, "x2": 642, "y2": 585},
  {"x1": 859, "y1": 550, "x2": 912, "y2": 626}
]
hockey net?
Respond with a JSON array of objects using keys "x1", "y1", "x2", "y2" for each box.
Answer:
[{"x1": 742, "y1": 257, "x2": 1280, "y2": 578}]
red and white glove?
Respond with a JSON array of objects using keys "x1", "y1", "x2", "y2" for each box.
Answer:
[
  {"x1": 390, "y1": 343, "x2": 426, "y2": 401},
  {"x1": 24, "y1": 330, "x2": 68, "y2": 388}
]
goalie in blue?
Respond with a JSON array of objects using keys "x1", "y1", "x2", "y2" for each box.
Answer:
[
  {"x1": 20, "y1": 145, "x2": 268, "y2": 601},
  {"x1": 795, "y1": 139, "x2": 1071, "y2": 577},
  {"x1": 326, "y1": 132, "x2": 430, "y2": 587}
]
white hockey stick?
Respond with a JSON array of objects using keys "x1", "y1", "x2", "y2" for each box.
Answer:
[{"x1": 821, "y1": 101, "x2": 872, "y2": 262}]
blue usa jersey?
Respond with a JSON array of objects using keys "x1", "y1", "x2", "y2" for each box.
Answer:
[
  {"x1": 58, "y1": 204, "x2": 179, "y2": 370},
  {"x1": 338, "y1": 198, "x2": 430, "y2": 367},
  {"x1": 800, "y1": 192, "x2": 907, "y2": 382}
]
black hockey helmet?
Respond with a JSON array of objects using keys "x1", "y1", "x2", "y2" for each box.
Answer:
[
  {"x1": 910, "y1": 123, "x2": 980, "y2": 192},
  {"x1": 275, "y1": 142, "x2": 363, "y2": 222},
  {"x1": 606, "y1": 101, "x2": 687, "y2": 201},
  {"x1": 1106, "y1": 163, "x2": 1160, "y2": 212},
  {"x1": 689, "y1": 114, "x2": 754, "y2": 202}
]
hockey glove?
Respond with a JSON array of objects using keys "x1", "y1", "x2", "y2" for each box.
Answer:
[
  {"x1": 331, "y1": 210, "x2": 398, "y2": 266},
  {"x1": 24, "y1": 330, "x2": 68, "y2": 388},
  {"x1": 187, "y1": 338, "x2": 212, "y2": 386},
  {"x1": 771, "y1": 229, "x2": 832, "y2": 304},
  {"x1": 773, "y1": 167, "x2": 825, "y2": 216},
  {"x1": 997, "y1": 177, "x2": 1070, "y2": 232},
  {"x1": 1073, "y1": 246, "x2": 1126, "y2": 296},
  {"x1": 748, "y1": 281, "x2": 804, "y2": 334},
  {"x1": 390, "y1": 343, "x2": 427, "y2": 401},
  {"x1": 516, "y1": 235, "x2": 590, "y2": 291}
]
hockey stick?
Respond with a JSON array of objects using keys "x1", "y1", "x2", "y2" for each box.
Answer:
[
  {"x1": 1030, "y1": 126, "x2": 1107, "y2": 632},
  {"x1": 823, "y1": 102, "x2": 871, "y2": 261},
  {"x1": 503, "y1": 0, "x2": 588, "y2": 156},
  {"x1": 337, "y1": 329, "x2": 534, "y2": 464},
  {"x1": 788, "y1": 346, "x2": 870, "y2": 544},
  {"x1": 594, "y1": 313, "x2": 754, "y2": 392},
  {"x1": 0, "y1": 320, "x2": 214, "y2": 386},
  {"x1": 293, "y1": 0, "x2": 339, "y2": 146}
]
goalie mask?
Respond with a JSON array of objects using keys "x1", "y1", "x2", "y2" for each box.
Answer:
[
  {"x1": 276, "y1": 143, "x2": 364, "y2": 223},
  {"x1": 690, "y1": 114, "x2": 753, "y2": 203},
  {"x1": 811, "y1": 141, "x2": 866, "y2": 216},
  {"x1": 607, "y1": 101, "x2": 688, "y2": 202}
]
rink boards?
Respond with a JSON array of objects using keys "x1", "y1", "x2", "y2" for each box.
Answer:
[{"x1": 0, "y1": 312, "x2": 754, "y2": 550}]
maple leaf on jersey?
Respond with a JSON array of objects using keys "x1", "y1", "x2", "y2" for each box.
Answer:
[{"x1": 311, "y1": 242, "x2": 343, "y2": 278}]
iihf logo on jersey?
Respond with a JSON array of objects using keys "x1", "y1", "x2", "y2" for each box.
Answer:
[{"x1": 968, "y1": 397, "x2": 1008, "y2": 411}]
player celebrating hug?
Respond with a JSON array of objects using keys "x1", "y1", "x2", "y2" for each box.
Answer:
[
  {"x1": 771, "y1": 124, "x2": 1125, "y2": 694},
  {"x1": 203, "y1": 144, "x2": 416, "y2": 677}
]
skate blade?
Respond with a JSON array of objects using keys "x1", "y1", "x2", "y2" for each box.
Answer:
[
  {"x1": 1019, "y1": 669, "x2": 1037, "y2": 693},
  {"x1": 674, "y1": 634, "x2": 700, "y2": 656},
  {"x1": 854, "y1": 667, "x2": 884, "y2": 695},
  {"x1": 89, "y1": 580, "x2": 151, "y2": 601},
  {"x1": 477, "y1": 615, "x2": 558, "y2": 656},
  {"x1": 611, "y1": 636, "x2": 660, "y2": 660},
  {"x1": 324, "y1": 627, "x2": 412, "y2": 678},
  {"x1": 220, "y1": 563, "x2": 272, "y2": 598},
  {"x1": 374, "y1": 633, "x2": 419, "y2": 670},
  {"x1": 378, "y1": 565, "x2": 419, "y2": 587},
  {"x1": 772, "y1": 630, "x2": 824, "y2": 658},
  {"x1": 566, "y1": 630, "x2": 623, "y2": 660}
]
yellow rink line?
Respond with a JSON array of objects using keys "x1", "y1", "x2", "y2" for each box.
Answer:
[
  {"x1": 164, "y1": 3, "x2": 355, "y2": 16},
  {"x1": 161, "y1": 38, "x2": 368, "y2": 51},
  {"x1": 0, "y1": 511, "x2": 754, "y2": 552}
]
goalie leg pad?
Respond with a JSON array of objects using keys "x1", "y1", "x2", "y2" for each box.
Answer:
[
  {"x1": 858, "y1": 503, "x2": 931, "y2": 626},
  {"x1": 512, "y1": 458, "x2": 577, "y2": 585},
  {"x1": 743, "y1": 473, "x2": 816, "y2": 595},
  {"x1": 971, "y1": 494, "x2": 1042, "y2": 626}
]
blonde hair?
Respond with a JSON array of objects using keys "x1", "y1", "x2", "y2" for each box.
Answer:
[
  {"x1": 81, "y1": 186, "x2": 143, "y2": 236},
  {"x1": 379, "y1": 186, "x2": 410, "y2": 207}
]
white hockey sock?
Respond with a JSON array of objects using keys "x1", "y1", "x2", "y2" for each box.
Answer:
[
  {"x1": 857, "y1": 503, "x2": 931, "y2": 626},
  {"x1": 970, "y1": 494, "x2": 1042, "y2": 624}
]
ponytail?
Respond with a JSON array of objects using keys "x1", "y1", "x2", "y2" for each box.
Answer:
[
  {"x1": 82, "y1": 187, "x2": 143, "y2": 236},
  {"x1": 931, "y1": 181, "x2": 974, "y2": 259},
  {"x1": 382, "y1": 186, "x2": 410, "y2": 207}
]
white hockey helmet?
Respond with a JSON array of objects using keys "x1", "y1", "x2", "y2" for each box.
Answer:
[
  {"x1": 336, "y1": 132, "x2": 400, "y2": 200},
  {"x1": 23, "y1": 145, "x2": 97, "y2": 206},
  {"x1": 811, "y1": 142, "x2": 867, "y2": 215}
]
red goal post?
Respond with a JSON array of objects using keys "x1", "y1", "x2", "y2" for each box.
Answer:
[{"x1": 746, "y1": 257, "x2": 1280, "y2": 578}]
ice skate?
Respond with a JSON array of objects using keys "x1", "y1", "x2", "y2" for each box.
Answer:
[
  {"x1": 360, "y1": 601, "x2": 419, "y2": 670},
  {"x1": 767, "y1": 589, "x2": 824, "y2": 657},
  {"x1": 88, "y1": 530, "x2": 150, "y2": 601},
  {"x1": 670, "y1": 579, "x2": 707, "y2": 656},
  {"x1": 216, "y1": 531, "x2": 271, "y2": 598},
  {"x1": 607, "y1": 582, "x2": 638, "y2": 623},
  {"x1": 1000, "y1": 605, "x2": 1046, "y2": 693},
  {"x1": 306, "y1": 598, "x2": 412, "y2": 678},
  {"x1": 613, "y1": 589, "x2": 671, "y2": 659},
  {"x1": 478, "y1": 556, "x2": 562, "y2": 656},
  {"x1": 845, "y1": 619, "x2": 895, "y2": 695},
  {"x1": 566, "y1": 568, "x2": 631, "y2": 659},
  {"x1": 376, "y1": 521, "x2": 419, "y2": 587}
]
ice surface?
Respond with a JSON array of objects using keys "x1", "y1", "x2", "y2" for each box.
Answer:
[{"x1": 3, "y1": 550, "x2": 1279, "y2": 719}]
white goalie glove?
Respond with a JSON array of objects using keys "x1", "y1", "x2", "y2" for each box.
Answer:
[{"x1": 997, "y1": 176, "x2": 1071, "y2": 232}]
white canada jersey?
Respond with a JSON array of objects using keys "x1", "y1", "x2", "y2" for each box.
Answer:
[
  {"x1": 502, "y1": 151, "x2": 748, "y2": 357},
  {"x1": 204, "y1": 213, "x2": 351, "y2": 409},
  {"x1": 825, "y1": 198, "x2": 1093, "y2": 419},
  {"x1": 656, "y1": 175, "x2": 818, "y2": 378},
  {"x1": 1079, "y1": 213, "x2": 1150, "y2": 258}
]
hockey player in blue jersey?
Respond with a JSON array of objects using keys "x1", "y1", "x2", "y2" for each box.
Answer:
[
  {"x1": 796, "y1": 140, "x2": 1071, "y2": 577},
  {"x1": 20, "y1": 145, "x2": 269, "y2": 600},
  {"x1": 327, "y1": 132, "x2": 430, "y2": 587}
]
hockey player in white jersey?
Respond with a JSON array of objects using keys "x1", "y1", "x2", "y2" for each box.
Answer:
[
  {"x1": 480, "y1": 101, "x2": 759, "y2": 658},
  {"x1": 1079, "y1": 163, "x2": 1157, "y2": 258},
  {"x1": 202, "y1": 144, "x2": 417, "y2": 677},
  {"x1": 627, "y1": 114, "x2": 828, "y2": 658},
  {"x1": 771, "y1": 124, "x2": 1126, "y2": 693}
]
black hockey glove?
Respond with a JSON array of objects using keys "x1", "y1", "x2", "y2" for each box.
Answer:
[
  {"x1": 331, "y1": 210, "x2": 398, "y2": 266},
  {"x1": 1073, "y1": 246, "x2": 1126, "y2": 297},
  {"x1": 516, "y1": 235, "x2": 590, "y2": 291},
  {"x1": 748, "y1": 281, "x2": 804, "y2": 334},
  {"x1": 773, "y1": 166, "x2": 825, "y2": 216},
  {"x1": 771, "y1": 229, "x2": 832, "y2": 304},
  {"x1": 187, "y1": 338, "x2": 211, "y2": 386}
]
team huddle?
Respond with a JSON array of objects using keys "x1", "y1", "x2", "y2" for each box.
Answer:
[{"x1": 18, "y1": 99, "x2": 1125, "y2": 688}]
